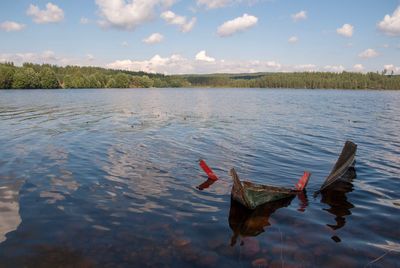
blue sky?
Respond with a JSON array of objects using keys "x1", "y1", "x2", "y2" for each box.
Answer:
[{"x1": 0, "y1": 0, "x2": 399, "y2": 74}]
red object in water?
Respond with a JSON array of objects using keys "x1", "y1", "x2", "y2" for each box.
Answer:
[
  {"x1": 199, "y1": 159, "x2": 218, "y2": 181},
  {"x1": 196, "y1": 179, "x2": 217, "y2": 190},
  {"x1": 295, "y1": 171, "x2": 311, "y2": 191}
]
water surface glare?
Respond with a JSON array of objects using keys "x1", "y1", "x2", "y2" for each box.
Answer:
[{"x1": 0, "y1": 88, "x2": 399, "y2": 267}]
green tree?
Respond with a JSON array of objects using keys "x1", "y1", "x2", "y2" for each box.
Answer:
[
  {"x1": 0, "y1": 65, "x2": 15, "y2": 89},
  {"x1": 114, "y1": 73, "x2": 131, "y2": 88},
  {"x1": 105, "y1": 78, "x2": 117, "y2": 88},
  {"x1": 62, "y1": 74, "x2": 88, "y2": 88},
  {"x1": 12, "y1": 67, "x2": 40, "y2": 89},
  {"x1": 39, "y1": 67, "x2": 60, "y2": 89}
]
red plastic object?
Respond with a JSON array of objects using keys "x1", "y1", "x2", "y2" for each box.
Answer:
[
  {"x1": 196, "y1": 179, "x2": 217, "y2": 191},
  {"x1": 295, "y1": 171, "x2": 311, "y2": 191},
  {"x1": 199, "y1": 160, "x2": 218, "y2": 181}
]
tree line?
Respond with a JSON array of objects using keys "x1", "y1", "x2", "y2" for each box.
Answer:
[
  {"x1": 1, "y1": 62, "x2": 399, "y2": 90},
  {"x1": 0, "y1": 62, "x2": 189, "y2": 89},
  {"x1": 184, "y1": 71, "x2": 400, "y2": 90}
]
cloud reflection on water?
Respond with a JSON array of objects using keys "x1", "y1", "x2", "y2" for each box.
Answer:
[{"x1": 0, "y1": 180, "x2": 23, "y2": 243}]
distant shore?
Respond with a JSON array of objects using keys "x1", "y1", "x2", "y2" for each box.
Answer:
[{"x1": 1, "y1": 62, "x2": 399, "y2": 90}]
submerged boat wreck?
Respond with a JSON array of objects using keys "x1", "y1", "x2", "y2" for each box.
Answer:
[
  {"x1": 197, "y1": 140, "x2": 356, "y2": 210},
  {"x1": 198, "y1": 159, "x2": 310, "y2": 210},
  {"x1": 229, "y1": 168, "x2": 310, "y2": 210},
  {"x1": 315, "y1": 140, "x2": 357, "y2": 195}
]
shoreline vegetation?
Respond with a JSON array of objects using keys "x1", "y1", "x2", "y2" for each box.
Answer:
[{"x1": 1, "y1": 62, "x2": 400, "y2": 90}]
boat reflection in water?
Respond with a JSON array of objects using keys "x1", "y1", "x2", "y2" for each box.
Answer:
[
  {"x1": 320, "y1": 167, "x2": 356, "y2": 242},
  {"x1": 228, "y1": 196, "x2": 294, "y2": 246}
]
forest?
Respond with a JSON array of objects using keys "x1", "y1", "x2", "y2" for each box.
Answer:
[{"x1": 1, "y1": 62, "x2": 399, "y2": 90}]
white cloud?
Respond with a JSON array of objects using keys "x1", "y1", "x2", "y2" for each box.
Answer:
[
  {"x1": 0, "y1": 21, "x2": 26, "y2": 32},
  {"x1": 288, "y1": 36, "x2": 298, "y2": 43},
  {"x1": 359, "y1": 48, "x2": 379, "y2": 59},
  {"x1": 0, "y1": 50, "x2": 58, "y2": 64},
  {"x1": 384, "y1": 64, "x2": 400, "y2": 74},
  {"x1": 106, "y1": 54, "x2": 303, "y2": 74},
  {"x1": 0, "y1": 51, "x2": 100, "y2": 67},
  {"x1": 143, "y1": 33, "x2": 164, "y2": 44},
  {"x1": 1, "y1": 51, "x2": 381, "y2": 76},
  {"x1": 108, "y1": 53, "x2": 384, "y2": 74},
  {"x1": 107, "y1": 54, "x2": 193, "y2": 74},
  {"x1": 122, "y1": 41, "x2": 129, "y2": 47},
  {"x1": 27, "y1": 2, "x2": 64, "y2": 24},
  {"x1": 292, "y1": 10, "x2": 307, "y2": 22},
  {"x1": 96, "y1": 0, "x2": 175, "y2": 31},
  {"x1": 294, "y1": 64, "x2": 317, "y2": 72},
  {"x1": 87, "y1": 54, "x2": 95, "y2": 61},
  {"x1": 160, "y1": 10, "x2": 196, "y2": 32},
  {"x1": 353, "y1": 64, "x2": 364, "y2": 72},
  {"x1": 377, "y1": 6, "x2": 400, "y2": 36},
  {"x1": 80, "y1": 17, "x2": 90, "y2": 24},
  {"x1": 197, "y1": 0, "x2": 231, "y2": 9},
  {"x1": 324, "y1": 65, "x2": 345, "y2": 73},
  {"x1": 195, "y1": 50, "x2": 215, "y2": 62},
  {"x1": 107, "y1": 54, "x2": 280, "y2": 74},
  {"x1": 217, "y1": 13, "x2": 258, "y2": 37},
  {"x1": 337, "y1": 24, "x2": 354, "y2": 37},
  {"x1": 196, "y1": 0, "x2": 261, "y2": 9}
]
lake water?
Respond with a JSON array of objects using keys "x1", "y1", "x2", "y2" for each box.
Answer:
[{"x1": 0, "y1": 88, "x2": 399, "y2": 267}]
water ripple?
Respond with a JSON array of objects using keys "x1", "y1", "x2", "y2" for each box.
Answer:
[{"x1": 0, "y1": 88, "x2": 399, "y2": 267}]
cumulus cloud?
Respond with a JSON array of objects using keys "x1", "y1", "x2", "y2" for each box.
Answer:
[
  {"x1": 353, "y1": 64, "x2": 364, "y2": 72},
  {"x1": 122, "y1": 41, "x2": 129, "y2": 47},
  {"x1": 217, "y1": 13, "x2": 258, "y2": 37},
  {"x1": 292, "y1": 10, "x2": 307, "y2": 22},
  {"x1": 105, "y1": 54, "x2": 325, "y2": 74},
  {"x1": 324, "y1": 65, "x2": 345, "y2": 73},
  {"x1": 195, "y1": 50, "x2": 215, "y2": 62},
  {"x1": 288, "y1": 36, "x2": 298, "y2": 43},
  {"x1": 0, "y1": 50, "x2": 58, "y2": 64},
  {"x1": 0, "y1": 51, "x2": 100, "y2": 67},
  {"x1": 293, "y1": 64, "x2": 317, "y2": 72},
  {"x1": 87, "y1": 54, "x2": 95, "y2": 61},
  {"x1": 384, "y1": 64, "x2": 400, "y2": 74},
  {"x1": 107, "y1": 54, "x2": 193, "y2": 74},
  {"x1": 377, "y1": 6, "x2": 400, "y2": 36},
  {"x1": 337, "y1": 24, "x2": 354, "y2": 37},
  {"x1": 143, "y1": 33, "x2": 164, "y2": 44},
  {"x1": 197, "y1": 0, "x2": 231, "y2": 9},
  {"x1": 0, "y1": 21, "x2": 26, "y2": 32},
  {"x1": 106, "y1": 55, "x2": 346, "y2": 74},
  {"x1": 160, "y1": 10, "x2": 196, "y2": 32},
  {"x1": 359, "y1": 48, "x2": 379, "y2": 59},
  {"x1": 107, "y1": 54, "x2": 280, "y2": 74},
  {"x1": 96, "y1": 0, "x2": 175, "y2": 31},
  {"x1": 196, "y1": 0, "x2": 261, "y2": 9},
  {"x1": 27, "y1": 2, "x2": 64, "y2": 24}
]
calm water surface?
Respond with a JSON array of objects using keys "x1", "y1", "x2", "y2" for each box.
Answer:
[{"x1": 0, "y1": 88, "x2": 399, "y2": 267}]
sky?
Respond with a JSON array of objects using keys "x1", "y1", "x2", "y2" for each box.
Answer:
[{"x1": 0, "y1": 0, "x2": 400, "y2": 74}]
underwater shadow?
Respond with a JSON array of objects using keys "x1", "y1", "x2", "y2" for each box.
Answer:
[
  {"x1": 228, "y1": 196, "x2": 295, "y2": 246},
  {"x1": 320, "y1": 167, "x2": 356, "y2": 242}
]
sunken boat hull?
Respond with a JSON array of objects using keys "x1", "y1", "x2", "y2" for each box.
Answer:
[
  {"x1": 230, "y1": 168, "x2": 298, "y2": 210},
  {"x1": 317, "y1": 140, "x2": 357, "y2": 193}
]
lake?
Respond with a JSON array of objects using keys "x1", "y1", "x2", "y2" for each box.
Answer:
[{"x1": 0, "y1": 88, "x2": 399, "y2": 267}]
